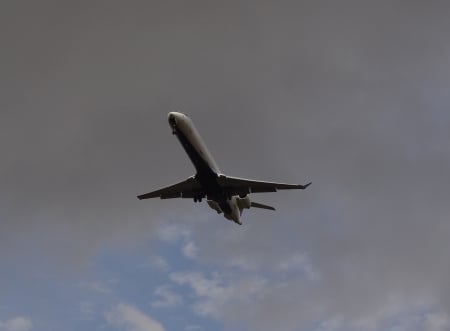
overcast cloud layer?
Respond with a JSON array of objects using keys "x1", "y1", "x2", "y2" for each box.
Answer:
[{"x1": 1, "y1": 1, "x2": 450, "y2": 331}]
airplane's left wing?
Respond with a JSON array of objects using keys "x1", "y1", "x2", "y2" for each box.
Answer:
[
  {"x1": 217, "y1": 175, "x2": 311, "y2": 196},
  {"x1": 137, "y1": 176, "x2": 204, "y2": 200}
]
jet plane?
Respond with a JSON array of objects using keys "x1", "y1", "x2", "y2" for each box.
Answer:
[{"x1": 138, "y1": 112, "x2": 311, "y2": 225}]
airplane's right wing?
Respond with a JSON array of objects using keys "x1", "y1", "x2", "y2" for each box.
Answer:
[
  {"x1": 137, "y1": 176, "x2": 204, "y2": 200},
  {"x1": 217, "y1": 175, "x2": 311, "y2": 196}
]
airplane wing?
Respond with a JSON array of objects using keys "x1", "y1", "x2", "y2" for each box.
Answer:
[
  {"x1": 137, "y1": 176, "x2": 204, "y2": 200},
  {"x1": 217, "y1": 175, "x2": 311, "y2": 196}
]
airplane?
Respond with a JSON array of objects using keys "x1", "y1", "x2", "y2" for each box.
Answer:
[{"x1": 137, "y1": 112, "x2": 311, "y2": 225}]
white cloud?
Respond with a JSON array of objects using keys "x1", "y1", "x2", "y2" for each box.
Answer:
[
  {"x1": 105, "y1": 303, "x2": 165, "y2": 331},
  {"x1": 389, "y1": 314, "x2": 422, "y2": 331},
  {"x1": 277, "y1": 251, "x2": 320, "y2": 281},
  {"x1": 228, "y1": 256, "x2": 257, "y2": 271},
  {"x1": 143, "y1": 255, "x2": 170, "y2": 272},
  {"x1": 315, "y1": 312, "x2": 434, "y2": 331},
  {"x1": 316, "y1": 294, "x2": 428, "y2": 331},
  {"x1": 424, "y1": 313, "x2": 450, "y2": 331},
  {"x1": 314, "y1": 311, "x2": 441, "y2": 331},
  {"x1": 80, "y1": 281, "x2": 112, "y2": 294},
  {"x1": 170, "y1": 272, "x2": 225, "y2": 317},
  {"x1": 79, "y1": 301, "x2": 95, "y2": 318},
  {"x1": 169, "y1": 271, "x2": 267, "y2": 318},
  {"x1": 158, "y1": 224, "x2": 200, "y2": 260},
  {"x1": 152, "y1": 285, "x2": 183, "y2": 308},
  {"x1": 0, "y1": 317, "x2": 33, "y2": 331},
  {"x1": 182, "y1": 241, "x2": 198, "y2": 259},
  {"x1": 316, "y1": 316, "x2": 342, "y2": 331},
  {"x1": 158, "y1": 224, "x2": 190, "y2": 243}
]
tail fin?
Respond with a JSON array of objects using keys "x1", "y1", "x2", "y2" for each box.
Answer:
[{"x1": 251, "y1": 202, "x2": 276, "y2": 211}]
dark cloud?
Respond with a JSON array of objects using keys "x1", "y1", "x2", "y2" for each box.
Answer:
[{"x1": 1, "y1": 0, "x2": 450, "y2": 329}]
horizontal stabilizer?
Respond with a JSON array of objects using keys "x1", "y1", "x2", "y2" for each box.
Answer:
[{"x1": 251, "y1": 202, "x2": 276, "y2": 211}]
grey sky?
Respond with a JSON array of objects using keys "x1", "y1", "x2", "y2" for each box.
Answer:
[{"x1": 1, "y1": 1, "x2": 450, "y2": 330}]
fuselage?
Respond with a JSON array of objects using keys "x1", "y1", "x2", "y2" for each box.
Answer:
[{"x1": 168, "y1": 112, "x2": 241, "y2": 224}]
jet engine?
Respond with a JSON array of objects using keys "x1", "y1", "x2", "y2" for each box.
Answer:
[{"x1": 236, "y1": 195, "x2": 251, "y2": 211}]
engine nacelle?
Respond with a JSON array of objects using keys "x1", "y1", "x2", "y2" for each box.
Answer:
[
  {"x1": 207, "y1": 200, "x2": 222, "y2": 214},
  {"x1": 236, "y1": 196, "x2": 251, "y2": 210}
]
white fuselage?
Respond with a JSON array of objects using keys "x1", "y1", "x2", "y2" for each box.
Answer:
[{"x1": 168, "y1": 112, "x2": 242, "y2": 224}]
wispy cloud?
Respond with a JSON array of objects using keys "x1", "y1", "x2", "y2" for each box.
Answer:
[
  {"x1": 316, "y1": 316, "x2": 342, "y2": 331},
  {"x1": 141, "y1": 255, "x2": 170, "y2": 272},
  {"x1": 277, "y1": 251, "x2": 320, "y2": 281},
  {"x1": 158, "y1": 224, "x2": 200, "y2": 260},
  {"x1": 169, "y1": 271, "x2": 266, "y2": 318},
  {"x1": 105, "y1": 303, "x2": 165, "y2": 331},
  {"x1": 424, "y1": 313, "x2": 450, "y2": 331},
  {"x1": 79, "y1": 281, "x2": 112, "y2": 294},
  {"x1": 314, "y1": 311, "x2": 450, "y2": 331},
  {"x1": 79, "y1": 301, "x2": 95, "y2": 319},
  {"x1": 158, "y1": 224, "x2": 190, "y2": 243},
  {"x1": 152, "y1": 285, "x2": 183, "y2": 308},
  {"x1": 182, "y1": 241, "x2": 198, "y2": 259},
  {"x1": 0, "y1": 317, "x2": 33, "y2": 331}
]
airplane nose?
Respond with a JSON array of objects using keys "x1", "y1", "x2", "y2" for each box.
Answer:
[{"x1": 168, "y1": 113, "x2": 177, "y2": 128}]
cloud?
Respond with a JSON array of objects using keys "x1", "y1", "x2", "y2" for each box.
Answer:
[
  {"x1": 277, "y1": 251, "x2": 320, "y2": 281},
  {"x1": 158, "y1": 224, "x2": 199, "y2": 260},
  {"x1": 158, "y1": 224, "x2": 191, "y2": 243},
  {"x1": 182, "y1": 241, "x2": 198, "y2": 259},
  {"x1": 0, "y1": 317, "x2": 33, "y2": 331},
  {"x1": 152, "y1": 285, "x2": 183, "y2": 308},
  {"x1": 1, "y1": 1, "x2": 450, "y2": 331},
  {"x1": 313, "y1": 311, "x2": 450, "y2": 331},
  {"x1": 316, "y1": 317, "x2": 342, "y2": 331},
  {"x1": 424, "y1": 313, "x2": 450, "y2": 331},
  {"x1": 169, "y1": 271, "x2": 267, "y2": 318},
  {"x1": 105, "y1": 303, "x2": 165, "y2": 331},
  {"x1": 79, "y1": 301, "x2": 95, "y2": 318},
  {"x1": 79, "y1": 281, "x2": 112, "y2": 295},
  {"x1": 142, "y1": 255, "x2": 170, "y2": 272}
]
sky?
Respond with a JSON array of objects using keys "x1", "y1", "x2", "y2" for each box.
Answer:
[{"x1": 1, "y1": 1, "x2": 450, "y2": 330}]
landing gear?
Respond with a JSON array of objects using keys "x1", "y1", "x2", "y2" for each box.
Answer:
[{"x1": 193, "y1": 197, "x2": 203, "y2": 203}]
